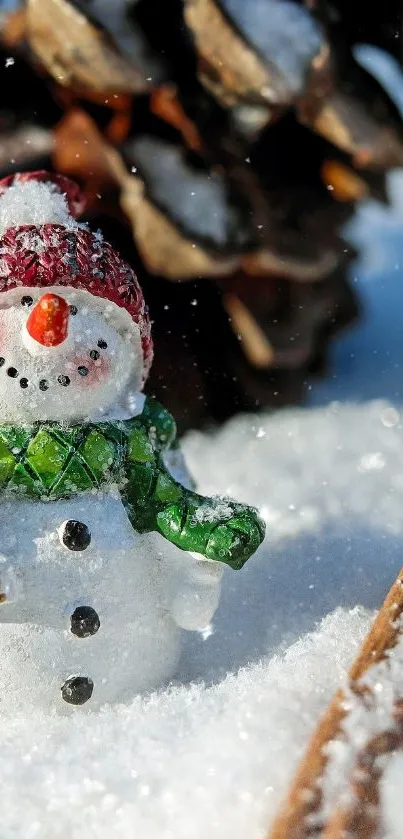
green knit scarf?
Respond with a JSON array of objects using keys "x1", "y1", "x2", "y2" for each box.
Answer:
[{"x1": 0, "y1": 398, "x2": 265, "y2": 570}]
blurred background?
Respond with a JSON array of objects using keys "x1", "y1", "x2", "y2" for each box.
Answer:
[{"x1": 1, "y1": 0, "x2": 403, "y2": 431}]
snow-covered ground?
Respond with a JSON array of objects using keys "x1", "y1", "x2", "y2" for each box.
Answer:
[
  {"x1": 1, "y1": 42, "x2": 403, "y2": 839},
  {"x1": 3, "y1": 393, "x2": 403, "y2": 839}
]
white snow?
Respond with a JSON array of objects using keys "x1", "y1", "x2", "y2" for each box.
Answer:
[
  {"x1": 192, "y1": 501, "x2": 234, "y2": 523},
  {"x1": 381, "y1": 754, "x2": 403, "y2": 838},
  {"x1": 0, "y1": 180, "x2": 80, "y2": 235}
]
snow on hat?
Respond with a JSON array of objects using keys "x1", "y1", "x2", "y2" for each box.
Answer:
[{"x1": 0, "y1": 170, "x2": 153, "y2": 381}]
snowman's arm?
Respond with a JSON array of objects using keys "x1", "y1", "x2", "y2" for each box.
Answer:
[
  {"x1": 155, "y1": 489, "x2": 265, "y2": 570},
  {"x1": 122, "y1": 428, "x2": 265, "y2": 569}
]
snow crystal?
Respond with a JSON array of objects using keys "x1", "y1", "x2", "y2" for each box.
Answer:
[
  {"x1": 0, "y1": 180, "x2": 81, "y2": 235},
  {"x1": 381, "y1": 753, "x2": 403, "y2": 838},
  {"x1": 192, "y1": 501, "x2": 234, "y2": 524}
]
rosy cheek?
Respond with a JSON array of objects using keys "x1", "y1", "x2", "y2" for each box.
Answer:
[{"x1": 69, "y1": 354, "x2": 111, "y2": 385}]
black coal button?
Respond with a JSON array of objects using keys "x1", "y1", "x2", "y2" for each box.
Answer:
[
  {"x1": 70, "y1": 606, "x2": 100, "y2": 638},
  {"x1": 61, "y1": 675, "x2": 94, "y2": 705},
  {"x1": 60, "y1": 520, "x2": 91, "y2": 551}
]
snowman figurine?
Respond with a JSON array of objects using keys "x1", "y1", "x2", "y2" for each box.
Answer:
[{"x1": 0, "y1": 171, "x2": 264, "y2": 711}]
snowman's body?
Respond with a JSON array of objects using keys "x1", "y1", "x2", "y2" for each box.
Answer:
[
  {"x1": 0, "y1": 172, "x2": 264, "y2": 710},
  {"x1": 0, "y1": 492, "x2": 192, "y2": 712},
  {"x1": 0, "y1": 438, "x2": 225, "y2": 711}
]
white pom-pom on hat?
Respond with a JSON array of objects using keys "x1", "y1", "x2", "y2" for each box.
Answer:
[{"x1": 0, "y1": 170, "x2": 87, "y2": 231}]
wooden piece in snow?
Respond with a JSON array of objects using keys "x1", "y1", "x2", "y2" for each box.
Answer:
[
  {"x1": 322, "y1": 701, "x2": 403, "y2": 839},
  {"x1": 267, "y1": 565, "x2": 403, "y2": 839}
]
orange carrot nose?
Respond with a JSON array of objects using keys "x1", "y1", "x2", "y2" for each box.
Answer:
[{"x1": 26, "y1": 293, "x2": 70, "y2": 347}]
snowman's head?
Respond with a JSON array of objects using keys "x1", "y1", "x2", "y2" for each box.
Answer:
[
  {"x1": 0, "y1": 284, "x2": 148, "y2": 422},
  {"x1": 0, "y1": 172, "x2": 153, "y2": 423}
]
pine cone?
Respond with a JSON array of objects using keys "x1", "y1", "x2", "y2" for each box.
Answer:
[{"x1": 0, "y1": 0, "x2": 400, "y2": 428}]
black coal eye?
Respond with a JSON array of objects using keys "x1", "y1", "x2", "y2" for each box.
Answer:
[
  {"x1": 7, "y1": 367, "x2": 18, "y2": 378},
  {"x1": 0, "y1": 358, "x2": 5, "y2": 367},
  {"x1": 89, "y1": 350, "x2": 100, "y2": 361},
  {"x1": 60, "y1": 520, "x2": 91, "y2": 551},
  {"x1": 20, "y1": 378, "x2": 28, "y2": 388},
  {"x1": 21, "y1": 296, "x2": 33, "y2": 307},
  {"x1": 77, "y1": 366, "x2": 88, "y2": 377},
  {"x1": 97, "y1": 340, "x2": 107, "y2": 349},
  {"x1": 69, "y1": 305, "x2": 78, "y2": 315},
  {"x1": 39, "y1": 379, "x2": 49, "y2": 391},
  {"x1": 58, "y1": 375, "x2": 70, "y2": 387}
]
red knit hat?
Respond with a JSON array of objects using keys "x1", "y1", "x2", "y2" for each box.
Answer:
[{"x1": 0, "y1": 171, "x2": 153, "y2": 382}]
